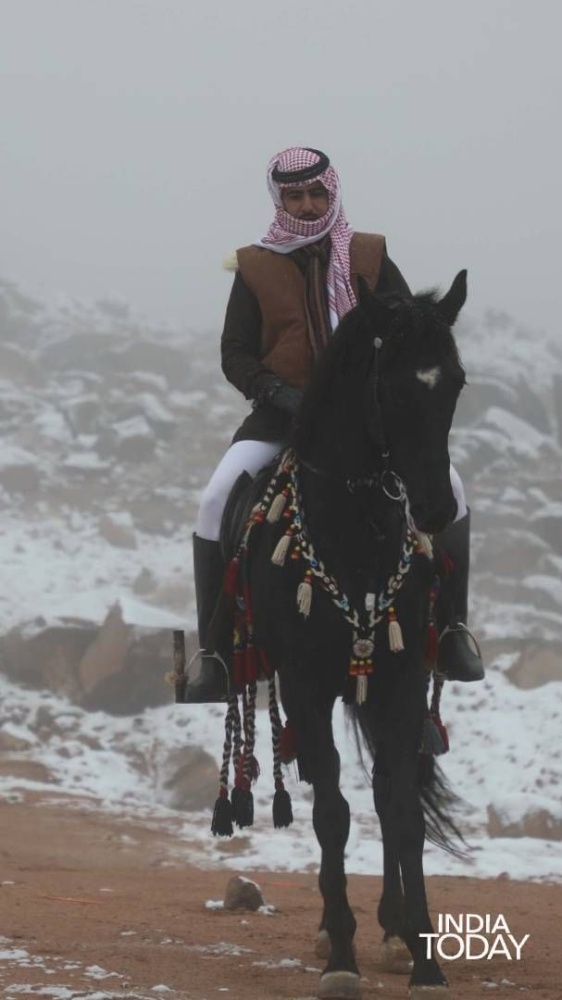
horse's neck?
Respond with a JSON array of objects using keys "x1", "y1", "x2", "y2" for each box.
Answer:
[
  {"x1": 297, "y1": 391, "x2": 375, "y2": 481},
  {"x1": 299, "y1": 467, "x2": 382, "y2": 604}
]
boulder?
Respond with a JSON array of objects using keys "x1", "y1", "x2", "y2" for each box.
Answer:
[
  {"x1": 0, "y1": 613, "x2": 194, "y2": 715},
  {"x1": 223, "y1": 876, "x2": 264, "y2": 912},
  {"x1": 488, "y1": 802, "x2": 562, "y2": 840},
  {"x1": 157, "y1": 746, "x2": 218, "y2": 811},
  {"x1": 506, "y1": 643, "x2": 562, "y2": 689},
  {"x1": 0, "y1": 462, "x2": 41, "y2": 494},
  {"x1": 0, "y1": 343, "x2": 45, "y2": 386},
  {"x1": 0, "y1": 618, "x2": 97, "y2": 698},
  {"x1": 98, "y1": 513, "x2": 138, "y2": 549},
  {"x1": 78, "y1": 604, "x2": 131, "y2": 695}
]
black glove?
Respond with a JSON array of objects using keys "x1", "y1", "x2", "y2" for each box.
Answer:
[{"x1": 254, "y1": 378, "x2": 303, "y2": 415}]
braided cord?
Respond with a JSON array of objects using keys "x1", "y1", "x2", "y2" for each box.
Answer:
[
  {"x1": 242, "y1": 680, "x2": 258, "y2": 786},
  {"x1": 268, "y1": 676, "x2": 283, "y2": 785},
  {"x1": 218, "y1": 696, "x2": 239, "y2": 792}
]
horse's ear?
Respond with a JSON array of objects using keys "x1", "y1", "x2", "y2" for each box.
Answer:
[{"x1": 437, "y1": 270, "x2": 467, "y2": 326}]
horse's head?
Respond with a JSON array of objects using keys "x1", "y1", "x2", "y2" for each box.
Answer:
[{"x1": 358, "y1": 271, "x2": 467, "y2": 534}]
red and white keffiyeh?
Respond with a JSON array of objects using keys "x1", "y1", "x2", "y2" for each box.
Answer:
[{"x1": 254, "y1": 147, "x2": 356, "y2": 329}]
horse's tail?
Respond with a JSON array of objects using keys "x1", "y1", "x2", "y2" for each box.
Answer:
[{"x1": 346, "y1": 705, "x2": 469, "y2": 859}]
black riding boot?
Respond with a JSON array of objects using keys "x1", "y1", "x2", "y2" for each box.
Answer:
[
  {"x1": 435, "y1": 510, "x2": 485, "y2": 682},
  {"x1": 184, "y1": 534, "x2": 230, "y2": 703}
]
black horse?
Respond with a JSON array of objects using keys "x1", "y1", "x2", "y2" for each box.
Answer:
[{"x1": 209, "y1": 273, "x2": 468, "y2": 1000}]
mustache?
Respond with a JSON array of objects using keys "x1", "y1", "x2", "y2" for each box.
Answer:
[{"x1": 299, "y1": 212, "x2": 320, "y2": 221}]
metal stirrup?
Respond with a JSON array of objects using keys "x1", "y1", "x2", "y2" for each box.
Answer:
[{"x1": 438, "y1": 622, "x2": 482, "y2": 658}]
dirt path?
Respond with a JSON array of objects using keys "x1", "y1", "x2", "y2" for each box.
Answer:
[{"x1": 0, "y1": 791, "x2": 559, "y2": 999}]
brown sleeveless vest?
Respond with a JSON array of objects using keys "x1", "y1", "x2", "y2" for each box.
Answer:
[{"x1": 236, "y1": 232, "x2": 386, "y2": 390}]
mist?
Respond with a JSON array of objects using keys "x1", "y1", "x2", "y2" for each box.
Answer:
[{"x1": 1, "y1": 0, "x2": 560, "y2": 334}]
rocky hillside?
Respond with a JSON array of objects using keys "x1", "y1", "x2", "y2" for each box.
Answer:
[{"x1": 1, "y1": 278, "x2": 561, "y2": 714}]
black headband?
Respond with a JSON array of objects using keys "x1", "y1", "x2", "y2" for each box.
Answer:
[{"x1": 271, "y1": 148, "x2": 330, "y2": 184}]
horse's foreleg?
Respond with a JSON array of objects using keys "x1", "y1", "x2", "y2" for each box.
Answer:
[
  {"x1": 298, "y1": 707, "x2": 360, "y2": 997},
  {"x1": 389, "y1": 755, "x2": 448, "y2": 994},
  {"x1": 372, "y1": 754, "x2": 412, "y2": 975}
]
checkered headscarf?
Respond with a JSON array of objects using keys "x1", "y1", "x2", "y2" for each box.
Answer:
[{"x1": 254, "y1": 147, "x2": 356, "y2": 328}]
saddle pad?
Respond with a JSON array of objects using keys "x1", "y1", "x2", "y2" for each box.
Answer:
[{"x1": 219, "y1": 461, "x2": 278, "y2": 563}]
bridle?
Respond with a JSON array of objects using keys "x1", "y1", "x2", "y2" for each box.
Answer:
[{"x1": 298, "y1": 333, "x2": 407, "y2": 505}]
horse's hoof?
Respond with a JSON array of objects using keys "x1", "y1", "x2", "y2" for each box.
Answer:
[
  {"x1": 318, "y1": 970, "x2": 361, "y2": 1000},
  {"x1": 315, "y1": 930, "x2": 358, "y2": 962},
  {"x1": 378, "y1": 935, "x2": 413, "y2": 975},
  {"x1": 409, "y1": 986, "x2": 449, "y2": 999},
  {"x1": 315, "y1": 929, "x2": 331, "y2": 960}
]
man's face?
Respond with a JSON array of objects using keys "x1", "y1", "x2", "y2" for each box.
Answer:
[{"x1": 281, "y1": 181, "x2": 329, "y2": 221}]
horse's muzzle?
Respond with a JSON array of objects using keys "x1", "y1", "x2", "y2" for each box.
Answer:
[{"x1": 410, "y1": 496, "x2": 458, "y2": 536}]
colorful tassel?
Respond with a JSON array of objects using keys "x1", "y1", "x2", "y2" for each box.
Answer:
[
  {"x1": 271, "y1": 532, "x2": 292, "y2": 566},
  {"x1": 267, "y1": 489, "x2": 288, "y2": 523},
  {"x1": 296, "y1": 571, "x2": 313, "y2": 617},
  {"x1": 356, "y1": 674, "x2": 369, "y2": 704},
  {"x1": 388, "y1": 606, "x2": 404, "y2": 652},
  {"x1": 272, "y1": 779, "x2": 293, "y2": 828}
]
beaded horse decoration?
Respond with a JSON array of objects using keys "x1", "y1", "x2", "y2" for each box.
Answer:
[{"x1": 211, "y1": 447, "x2": 449, "y2": 838}]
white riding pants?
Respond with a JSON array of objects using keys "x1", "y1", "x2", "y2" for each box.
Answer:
[{"x1": 196, "y1": 439, "x2": 467, "y2": 542}]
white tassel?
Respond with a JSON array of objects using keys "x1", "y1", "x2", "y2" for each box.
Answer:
[
  {"x1": 267, "y1": 492, "x2": 287, "y2": 523},
  {"x1": 356, "y1": 675, "x2": 368, "y2": 704},
  {"x1": 297, "y1": 577, "x2": 313, "y2": 617},
  {"x1": 271, "y1": 533, "x2": 291, "y2": 566},
  {"x1": 415, "y1": 530, "x2": 433, "y2": 559},
  {"x1": 388, "y1": 617, "x2": 405, "y2": 652}
]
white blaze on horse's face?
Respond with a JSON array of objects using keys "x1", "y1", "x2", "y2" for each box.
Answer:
[{"x1": 416, "y1": 366, "x2": 442, "y2": 389}]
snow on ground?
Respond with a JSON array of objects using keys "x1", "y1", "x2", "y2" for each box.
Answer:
[
  {"x1": 1, "y1": 657, "x2": 561, "y2": 884},
  {"x1": 1, "y1": 288, "x2": 561, "y2": 887},
  {"x1": 0, "y1": 510, "x2": 192, "y2": 630}
]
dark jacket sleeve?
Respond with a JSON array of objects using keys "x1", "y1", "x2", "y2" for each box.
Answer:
[
  {"x1": 376, "y1": 251, "x2": 411, "y2": 296},
  {"x1": 220, "y1": 271, "x2": 276, "y2": 400}
]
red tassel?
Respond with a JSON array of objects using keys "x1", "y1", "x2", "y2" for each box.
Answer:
[{"x1": 279, "y1": 721, "x2": 298, "y2": 764}]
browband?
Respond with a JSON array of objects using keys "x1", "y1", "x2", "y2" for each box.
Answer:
[{"x1": 271, "y1": 148, "x2": 330, "y2": 184}]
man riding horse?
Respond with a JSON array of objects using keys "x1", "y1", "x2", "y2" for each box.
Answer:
[{"x1": 188, "y1": 146, "x2": 484, "y2": 702}]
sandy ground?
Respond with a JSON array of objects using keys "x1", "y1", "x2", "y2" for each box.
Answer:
[{"x1": 0, "y1": 791, "x2": 560, "y2": 1000}]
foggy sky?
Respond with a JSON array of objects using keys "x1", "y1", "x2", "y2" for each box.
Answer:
[{"x1": 1, "y1": 0, "x2": 561, "y2": 336}]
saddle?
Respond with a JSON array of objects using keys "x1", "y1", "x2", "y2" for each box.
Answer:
[
  {"x1": 204, "y1": 458, "x2": 281, "y2": 660},
  {"x1": 219, "y1": 460, "x2": 279, "y2": 563}
]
